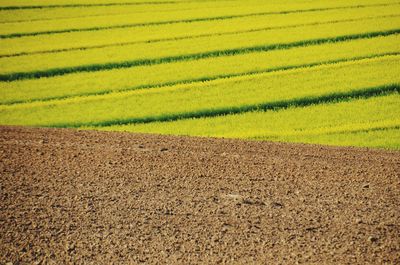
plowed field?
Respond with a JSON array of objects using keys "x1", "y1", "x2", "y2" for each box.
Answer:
[{"x1": 1, "y1": 126, "x2": 399, "y2": 264}]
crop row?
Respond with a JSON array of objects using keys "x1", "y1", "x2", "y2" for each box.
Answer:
[
  {"x1": 1, "y1": 16, "x2": 399, "y2": 79},
  {"x1": 1, "y1": 4, "x2": 398, "y2": 57},
  {"x1": 1, "y1": 2, "x2": 274, "y2": 37},
  {"x1": 100, "y1": 93, "x2": 400, "y2": 149},
  {"x1": 0, "y1": 0, "x2": 249, "y2": 24},
  {"x1": 0, "y1": 0, "x2": 304, "y2": 23},
  {"x1": 1, "y1": 34, "x2": 398, "y2": 104},
  {"x1": 0, "y1": 55, "x2": 398, "y2": 127},
  {"x1": 0, "y1": 0, "x2": 188, "y2": 7},
  {"x1": 0, "y1": 0, "x2": 394, "y2": 36},
  {"x1": 0, "y1": 1, "x2": 182, "y2": 10}
]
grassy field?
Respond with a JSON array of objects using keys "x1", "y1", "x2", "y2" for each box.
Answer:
[{"x1": 0, "y1": 0, "x2": 399, "y2": 149}]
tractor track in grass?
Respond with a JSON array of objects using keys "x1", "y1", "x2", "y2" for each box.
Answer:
[{"x1": 0, "y1": 125, "x2": 399, "y2": 264}]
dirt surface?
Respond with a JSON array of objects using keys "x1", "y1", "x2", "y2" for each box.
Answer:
[{"x1": 0, "y1": 126, "x2": 399, "y2": 264}]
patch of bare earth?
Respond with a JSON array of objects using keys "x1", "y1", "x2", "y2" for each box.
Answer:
[{"x1": 0, "y1": 126, "x2": 399, "y2": 264}]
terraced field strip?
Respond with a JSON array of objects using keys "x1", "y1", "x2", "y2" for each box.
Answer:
[
  {"x1": 1, "y1": 0, "x2": 395, "y2": 37},
  {"x1": 1, "y1": 35, "x2": 399, "y2": 105},
  {"x1": 1, "y1": 3, "x2": 399, "y2": 57},
  {"x1": 0, "y1": 0, "x2": 246, "y2": 23},
  {"x1": 0, "y1": 1, "x2": 187, "y2": 10},
  {"x1": 0, "y1": 1, "x2": 266, "y2": 36},
  {"x1": 0, "y1": 0, "x2": 301, "y2": 23},
  {"x1": 101, "y1": 93, "x2": 400, "y2": 149},
  {"x1": 0, "y1": 56, "x2": 398, "y2": 127},
  {"x1": 0, "y1": 0, "x2": 190, "y2": 7},
  {"x1": 1, "y1": 4, "x2": 398, "y2": 57},
  {"x1": 1, "y1": 16, "x2": 399, "y2": 80}
]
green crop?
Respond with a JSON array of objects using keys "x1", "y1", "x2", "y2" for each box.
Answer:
[
  {"x1": 1, "y1": 15, "x2": 399, "y2": 78},
  {"x1": 1, "y1": 4, "x2": 399, "y2": 57},
  {"x1": 0, "y1": 55, "x2": 398, "y2": 127},
  {"x1": 1, "y1": 34, "x2": 399, "y2": 104},
  {"x1": 0, "y1": 0, "x2": 394, "y2": 33},
  {"x1": 101, "y1": 93, "x2": 400, "y2": 149},
  {"x1": 0, "y1": 0, "x2": 399, "y2": 149}
]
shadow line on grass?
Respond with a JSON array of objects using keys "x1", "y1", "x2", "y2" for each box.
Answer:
[
  {"x1": 1, "y1": 28, "x2": 399, "y2": 82},
  {"x1": 46, "y1": 84, "x2": 400, "y2": 128},
  {"x1": 2, "y1": 52, "x2": 398, "y2": 106},
  {"x1": 1, "y1": 2, "x2": 398, "y2": 38}
]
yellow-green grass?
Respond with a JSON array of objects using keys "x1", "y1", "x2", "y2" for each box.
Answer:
[
  {"x1": 1, "y1": 15, "x2": 399, "y2": 78},
  {"x1": 0, "y1": 1, "x2": 242, "y2": 23},
  {"x1": 0, "y1": 0, "x2": 310, "y2": 23},
  {"x1": 0, "y1": 55, "x2": 398, "y2": 127},
  {"x1": 0, "y1": 0, "x2": 387, "y2": 7},
  {"x1": 1, "y1": 34, "x2": 399, "y2": 104},
  {"x1": 100, "y1": 93, "x2": 400, "y2": 150},
  {"x1": 275, "y1": 128, "x2": 400, "y2": 150},
  {"x1": 1, "y1": 4, "x2": 399, "y2": 57},
  {"x1": 0, "y1": 0, "x2": 399, "y2": 150},
  {"x1": 0, "y1": 0, "x2": 189, "y2": 7},
  {"x1": 0, "y1": 1, "x2": 270, "y2": 35},
  {"x1": 0, "y1": 0, "x2": 394, "y2": 35}
]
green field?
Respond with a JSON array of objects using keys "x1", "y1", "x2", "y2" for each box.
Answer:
[{"x1": 0, "y1": 0, "x2": 399, "y2": 149}]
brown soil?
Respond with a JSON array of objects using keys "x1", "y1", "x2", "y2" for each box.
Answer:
[{"x1": 0, "y1": 126, "x2": 399, "y2": 264}]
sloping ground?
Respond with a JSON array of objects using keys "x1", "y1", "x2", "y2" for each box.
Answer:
[
  {"x1": 1, "y1": 0, "x2": 399, "y2": 149},
  {"x1": 0, "y1": 126, "x2": 399, "y2": 264}
]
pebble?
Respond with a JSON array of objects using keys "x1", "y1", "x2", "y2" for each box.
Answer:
[
  {"x1": 368, "y1": 236, "x2": 379, "y2": 243},
  {"x1": 362, "y1": 184, "x2": 370, "y2": 189}
]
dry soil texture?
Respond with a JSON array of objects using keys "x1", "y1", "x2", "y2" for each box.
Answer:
[{"x1": 0, "y1": 126, "x2": 399, "y2": 264}]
